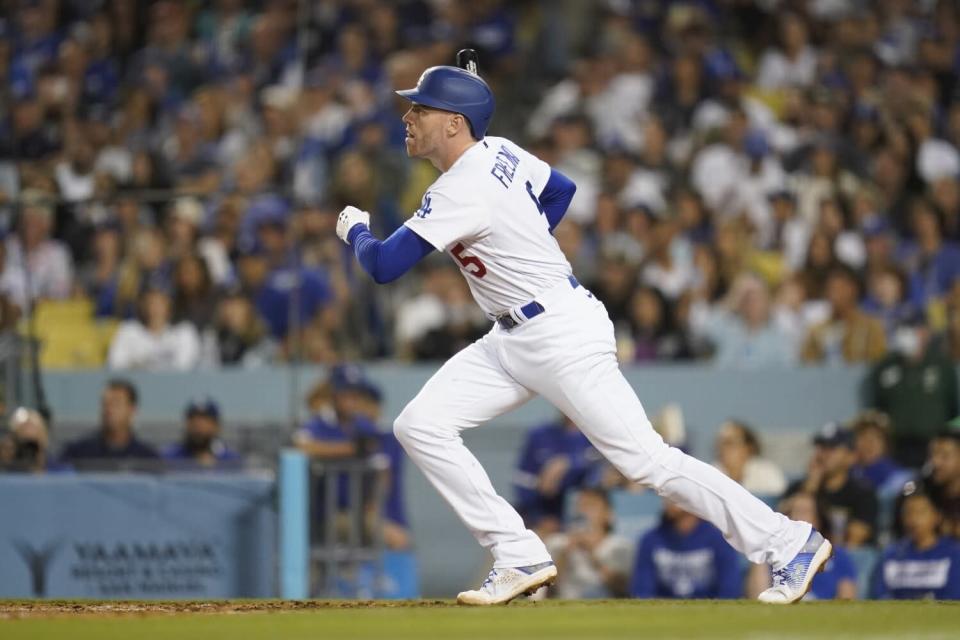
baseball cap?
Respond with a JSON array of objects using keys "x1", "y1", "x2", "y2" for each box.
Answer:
[
  {"x1": 329, "y1": 364, "x2": 382, "y2": 402},
  {"x1": 185, "y1": 397, "x2": 220, "y2": 421},
  {"x1": 812, "y1": 422, "x2": 854, "y2": 449}
]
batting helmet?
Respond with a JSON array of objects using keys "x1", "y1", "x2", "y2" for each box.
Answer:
[{"x1": 396, "y1": 66, "x2": 495, "y2": 139}]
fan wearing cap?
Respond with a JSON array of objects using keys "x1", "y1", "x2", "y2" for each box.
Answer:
[
  {"x1": 294, "y1": 364, "x2": 410, "y2": 550},
  {"x1": 784, "y1": 423, "x2": 879, "y2": 547},
  {"x1": 161, "y1": 398, "x2": 240, "y2": 468},
  {"x1": 864, "y1": 309, "x2": 959, "y2": 468}
]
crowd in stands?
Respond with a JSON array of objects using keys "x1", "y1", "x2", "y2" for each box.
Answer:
[
  {"x1": 0, "y1": 1, "x2": 959, "y2": 366},
  {"x1": 0, "y1": 367, "x2": 411, "y2": 558},
  {"x1": 516, "y1": 408, "x2": 960, "y2": 601}
]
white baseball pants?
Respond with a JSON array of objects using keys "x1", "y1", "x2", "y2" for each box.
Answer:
[{"x1": 393, "y1": 278, "x2": 811, "y2": 569}]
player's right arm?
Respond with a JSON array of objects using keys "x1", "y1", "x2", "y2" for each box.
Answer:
[{"x1": 337, "y1": 205, "x2": 435, "y2": 284}]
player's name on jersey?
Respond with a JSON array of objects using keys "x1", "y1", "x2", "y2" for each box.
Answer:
[{"x1": 490, "y1": 144, "x2": 520, "y2": 189}]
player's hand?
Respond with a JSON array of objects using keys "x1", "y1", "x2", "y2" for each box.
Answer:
[{"x1": 336, "y1": 205, "x2": 370, "y2": 244}]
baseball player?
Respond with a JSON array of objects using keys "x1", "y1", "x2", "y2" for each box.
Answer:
[{"x1": 335, "y1": 54, "x2": 831, "y2": 605}]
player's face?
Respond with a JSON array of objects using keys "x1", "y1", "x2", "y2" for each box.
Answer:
[{"x1": 402, "y1": 104, "x2": 452, "y2": 159}]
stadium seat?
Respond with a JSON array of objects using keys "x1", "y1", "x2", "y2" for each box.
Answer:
[{"x1": 26, "y1": 298, "x2": 111, "y2": 368}]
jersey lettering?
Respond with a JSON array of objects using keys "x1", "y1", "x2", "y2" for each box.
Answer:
[
  {"x1": 525, "y1": 180, "x2": 545, "y2": 215},
  {"x1": 451, "y1": 242, "x2": 487, "y2": 278},
  {"x1": 415, "y1": 192, "x2": 433, "y2": 219},
  {"x1": 490, "y1": 144, "x2": 520, "y2": 189}
]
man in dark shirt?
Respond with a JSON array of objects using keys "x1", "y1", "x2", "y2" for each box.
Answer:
[
  {"x1": 161, "y1": 398, "x2": 241, "y2": 468},
  {"x1": 59, "y1": 378, "x2": 158, "y2": 468},
  {"x1": 864, "y1": 311, "x2": 959, "y2": 468},
  {"x1": 785, "y1": 423, "x2": 879, "y2": 547}
]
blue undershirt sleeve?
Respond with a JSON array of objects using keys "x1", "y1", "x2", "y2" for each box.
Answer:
[
  {"x1": 538, "y1": 169, "x2": 576, "y2": 232},
  {"x1": 348, "y1": 224, "x2": 434, "y2": 284}
]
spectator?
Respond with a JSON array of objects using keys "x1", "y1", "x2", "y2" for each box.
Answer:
[
  {"x1": 79, "y1": 218, "x2": 123, "y2": 317},
  {"x1": 801, "y1": 265, "x2": 887, "y2": 365},
  {"x1": 873, "y1": 490, "x2": 960, "y2": 600},
  {"x1": 785, "y1": 423, "x2": 879, "y2": 547},
  {"x1": 630, "y1": 500, "x2": 742, "y2": 599},
  {"x1": 862, "y1": 265, "x2": 915, "y2": 344},
  {"x1": 544, "y1": 488, "x2": 632, "y2": 599},
  {"x1": 171, "y1": 253, "x2": 217, "y2": 330},
  {"x1": 108, "y1": 285, "x2": 201, "y2": 370},
  {"x1": 623, "y1": 285, "x2": 691, "y2": 362},
  {"x1": 161, "y1": 398, "x2": 240, "y2": 468},
  {"x1": 756, "y1": 12, "x2": 817, "y2": 90},
  {"x1": 864, "y1": 311, "x2": 959, "y2": 468},
  {"x1": 513, "y1": 415, "x2": 600, "y2": 537},
  {"x1": 0, "y1": 408, "x2": 52, "y2": 473},
  {"x1": 850, "y1": 410, "x2": 908, "y2": 495},
  {"x1": 903, "y1": 200, "x2": 960, "y2": 311},
  {"x1": 211, "y1": 286, "x2": 277, "y2": 367},
  {"x1": 900, "y1": 428, "x2": 960, "y2": 540},
  {"x1": 294, "y1": 364, "x2": 409, "y2": 550},
  {"x1": 712, "y1": 420, "x2": 787, "y2": 496},
  {"x1": 691, "y1": 274, "x2": 798, "y2": 368},
  {"x1": 393, "y1": 261, "x2": 488, "y2": 361},
  {"x1": 60, "y1": 379, "x2": 158, "y2": 465},
  {"x1": 747, "y1": 492, "x2": 858, "y2": 600},
  {"x1": 234, "y1": 235, "x2": 333, "y2": 343},
  {"x1": 0, "y1": 189, "x2": 73, "y2": 310}
]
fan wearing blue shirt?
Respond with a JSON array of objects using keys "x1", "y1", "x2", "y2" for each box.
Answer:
[
  {"x1": 630, "y1": 500, "x2": 742, "y2": 599},
  {"x1": 294, "y1": 364, "x2": 410, "y2": 550},
  {"x1": 513, "y1": 415, "x2": 601, "y2": 535},
  {"x1": 850, "y1": 411, "x2": 908, "y2": 495},
  {"x1": 873, "y1": 490, "x2": 960, "y2": 600}
]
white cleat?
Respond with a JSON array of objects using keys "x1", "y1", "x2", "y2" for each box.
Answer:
[
  {"x1": 456, "y1": 562, "x2": 558, "y2": 606},
  {"x1": 758, "y1": 530, "x2": 833, "y2": 604}
]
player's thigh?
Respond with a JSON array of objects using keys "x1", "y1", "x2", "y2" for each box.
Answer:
[
  {"x1": 395, "y1": 334, "x2": 534, "y2": 435},
  {"x1": 551, "y1": 355, "x2": 665, "y2": 463}
]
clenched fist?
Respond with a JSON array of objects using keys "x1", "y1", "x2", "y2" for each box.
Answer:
[{"x1": 336, "y1": 206, "x2": 371, "y2": 243}]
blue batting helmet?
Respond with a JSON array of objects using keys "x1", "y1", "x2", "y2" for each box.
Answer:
[{"x1": 396, "y1": 66, "x2": 495, "y2": 139}]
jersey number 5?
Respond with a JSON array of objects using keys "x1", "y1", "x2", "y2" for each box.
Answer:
[{"x1": 451, "y1": 242, "x2": 487, "y2": 278}]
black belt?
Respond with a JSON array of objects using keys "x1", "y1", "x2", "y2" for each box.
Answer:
[{"x1": 496, "y1": 275, "x2": 580, "y2": 330}]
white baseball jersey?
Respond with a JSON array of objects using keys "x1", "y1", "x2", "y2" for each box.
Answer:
[
  {"x1": 403, "y1": 136, "x2": 572, "y2": 318},
  {"x1": 390, "y1": 135, "x2": 812, "y2": 587}
]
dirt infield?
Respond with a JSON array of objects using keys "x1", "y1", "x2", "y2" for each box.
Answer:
[{"x1": 0, "y1": 599, "x2": 452, "y2": 619}]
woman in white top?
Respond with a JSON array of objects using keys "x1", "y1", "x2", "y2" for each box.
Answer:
[
  {"x1": 108, "y1": 285, "x2": 201, "y2": 371},
  {"x1": 713, "y1": 420, "x2": 788, "y2": 496}
]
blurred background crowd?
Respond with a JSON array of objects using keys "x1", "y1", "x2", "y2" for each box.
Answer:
[
  {"x1": 2, "y1": 0, "x2": 960, "y2": 602},
  {"x1": 2, "y1": 0, "x2": 960, "y2": 368}
]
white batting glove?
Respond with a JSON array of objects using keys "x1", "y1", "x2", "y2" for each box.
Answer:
[{"x1": 336, "y1": 205, "x2": 371, "y2": 244}]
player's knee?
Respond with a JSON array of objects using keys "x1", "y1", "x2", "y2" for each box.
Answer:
[{"x1": 393, "y1": 405, "x2": 425, "y2": 446}]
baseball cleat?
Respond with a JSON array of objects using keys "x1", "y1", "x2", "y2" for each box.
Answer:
[
  {"x1": 456, "y1": 561, "x2": 557, "y2": 605},
  {"x1": 758, "y1": 529, "x2": 833, "y2": 604}
]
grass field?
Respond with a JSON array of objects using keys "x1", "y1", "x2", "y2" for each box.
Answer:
[{"x1": 2, "y1": 600, "x2": 959, "y2": 639}]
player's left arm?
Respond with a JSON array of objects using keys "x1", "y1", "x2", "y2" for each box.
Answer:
[
  {"x1": 337, "y1": 206, "x2": 435, "y2": 284},
  {"x1": 538, "y1": 168, "x2": 576, "y2": 232}
]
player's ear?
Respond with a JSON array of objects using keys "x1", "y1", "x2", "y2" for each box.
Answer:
[{"x1": 448, "y1": 113, "x2": 465, "y2": 137}]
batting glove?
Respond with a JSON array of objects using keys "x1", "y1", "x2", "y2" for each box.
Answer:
[{"x1": 336, "y1": 205, "x2": 370, "y2": 244}]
